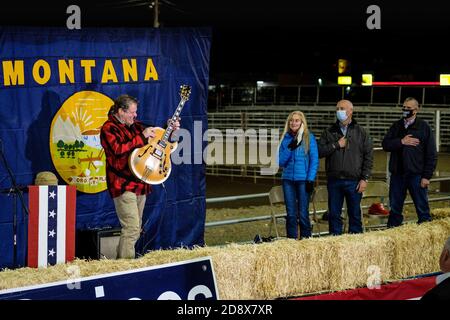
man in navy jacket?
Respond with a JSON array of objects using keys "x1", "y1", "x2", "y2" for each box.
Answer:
[{"x1": 382, "y1": 97, "x2": 437, "y2": 227}]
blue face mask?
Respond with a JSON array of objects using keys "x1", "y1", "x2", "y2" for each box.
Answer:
[{"x1": 336, "y1": 110, "x2": 348, "y2": 122}]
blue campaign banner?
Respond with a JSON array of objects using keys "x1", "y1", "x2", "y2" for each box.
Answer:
[
  {"x1": 0, "y1": 26, "x2": 211, "y2": 269},
  {"x1": 0, "y1": 257, "x2": 218, "y2": 300}
]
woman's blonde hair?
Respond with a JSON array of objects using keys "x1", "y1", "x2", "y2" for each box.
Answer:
[{"x1": 281, "y1": 111, "x2": 310, "y2": 154}]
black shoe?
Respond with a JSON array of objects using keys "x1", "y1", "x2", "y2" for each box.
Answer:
[
  {"x1": 262, "y1": 236, "x2": 275, "y2": 242},
  {"x1": 253, "y1": 234, "x2": 263, "y2": 244}
]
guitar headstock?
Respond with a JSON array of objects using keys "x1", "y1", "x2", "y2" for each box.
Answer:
[{"x1": 180, "y1": 85, "x2": 191, "y2": 101}]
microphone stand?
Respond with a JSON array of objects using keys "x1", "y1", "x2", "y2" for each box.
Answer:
[{"x1": 0, "y1": 138, "x2": 29, "y2": 268}]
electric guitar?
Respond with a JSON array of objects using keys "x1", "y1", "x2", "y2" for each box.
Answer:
[{"x1": 129, "y1": 85, "x2": 191, "y2": 185}]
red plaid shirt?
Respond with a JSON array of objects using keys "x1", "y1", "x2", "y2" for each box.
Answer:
[{"x1": 100, "y1": 114, "x2": 152, "y2": 198}]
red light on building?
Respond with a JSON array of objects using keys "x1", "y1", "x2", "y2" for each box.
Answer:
[{"x1": 372, "y1": 81, "x2": 440, "y2": 86}]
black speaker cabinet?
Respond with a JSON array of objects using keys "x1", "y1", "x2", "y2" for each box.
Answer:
[{"x1": 76, "y1": 228, "x2": 121, "y2": 260}]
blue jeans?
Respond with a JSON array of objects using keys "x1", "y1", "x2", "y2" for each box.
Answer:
[
  {"x1": 282, "y1": 179, "x2": 311, "y2": 239},
  {"x1": 327, "y1": 178, "x2": 363, "y2": 235},
  {"x1": 387, "y1": 174, "x2": 432, "y2": 227}
]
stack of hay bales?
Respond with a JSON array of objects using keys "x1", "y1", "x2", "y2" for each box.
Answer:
[{"x1": 1, "y1": 218, "x2": 450, "y2": 299}]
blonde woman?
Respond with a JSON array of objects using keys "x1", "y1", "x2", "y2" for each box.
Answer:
[{"x1": 278, "y1": 111, "x2": 319, "y2": 239}]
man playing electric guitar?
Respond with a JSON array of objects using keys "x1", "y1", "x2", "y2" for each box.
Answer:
[{"x1": 100, "y1": 94, "x2": 180, "y2": 259}]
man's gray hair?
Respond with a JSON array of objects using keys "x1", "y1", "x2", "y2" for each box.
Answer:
[
  {"x1": 337, "y1": 99, "x2": 354, "y2": 110},
  {"x1": 404, "y1": 97, "x2": 419, "y2": 108}
]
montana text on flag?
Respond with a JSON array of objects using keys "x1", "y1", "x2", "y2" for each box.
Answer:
[{"x1": 28, "y1": 185, "x2": 76, "y2": 268}]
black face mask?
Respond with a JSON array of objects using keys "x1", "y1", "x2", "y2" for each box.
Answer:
[{"x1": 402, "y1": 108, "x2": 415, "y2": 119}]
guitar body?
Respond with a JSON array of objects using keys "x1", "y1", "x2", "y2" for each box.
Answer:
[
  {"x1": 128, "y1": 84, "x2": 190, "y2": 185},
  {"x1": 129, "y1": 127, "x2": 178, "y2": 185}
]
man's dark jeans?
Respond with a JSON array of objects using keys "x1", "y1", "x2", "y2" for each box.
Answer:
[
  {"x1": 387, "y1": 174, "x2": 432, "y2": 227},
  {"x1": 327, "y1": 178, "x2": 363, "y2": 235}
]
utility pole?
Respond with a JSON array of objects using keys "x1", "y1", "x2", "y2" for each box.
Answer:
[{"x1": 153, "y1": 0, "x2": 160, "y2": 28}]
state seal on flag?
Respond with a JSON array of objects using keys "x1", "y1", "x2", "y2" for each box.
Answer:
[{"x1": 49, "y1": 91, "x2": 113, "y2": 193}]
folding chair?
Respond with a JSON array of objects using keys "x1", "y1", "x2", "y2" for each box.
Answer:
[
  {"x1": 268, "y1": 185, "x2": 284, "y2": 238},
  {"x1": 363, "y1": 181, "x2": 389, "y2": 205},
  {"x1": 311, "y1": 186, "x2": 328, "y2": 236},
  {"x1": 312, "y1": 185, "x2": 365, "y2": 234}
]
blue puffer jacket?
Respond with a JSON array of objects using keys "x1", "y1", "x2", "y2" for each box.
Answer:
[{"x1": 278, "y1": 132, "x2": 319, "y2": 181}]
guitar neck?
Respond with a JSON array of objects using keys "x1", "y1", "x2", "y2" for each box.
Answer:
[{"x1": 162, "y1": 99, "x2": 186, "y2": 142}]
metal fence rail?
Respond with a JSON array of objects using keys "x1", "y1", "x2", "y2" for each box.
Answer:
[
  {"x1": 208, "y1": 85, "x2": 450, "y2": 109},
  {"x1": 206, "y1": 193, "x2": 450, "y2": 228},
  {"x1": 207, "y1": 107, "x2": 449, "y2": 147},
  {"x1": 205, "y1": 177, "x2": 450, "y2": 228}
]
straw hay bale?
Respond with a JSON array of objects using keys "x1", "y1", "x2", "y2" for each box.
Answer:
[
  {"x1": 0, "y1": 263, "x2": 77, "y2": 290},
  {"x1": 252, "y1": 238, "x2": 334, "y2": 298},
  {"x1": 124, "y1": 245, "x2": 259, "y2": 299},
  {"x1": 143, "y1": 244, "x2": 260, "y2": 299},
  {"x1": 375, "y1": 219, "x2": 450, "y2": 279},
  {"x1": 249, "y1": 233, "x2": 395, "y2": 299},
  {"x1": 431, "y1": 207, "x2": 450, "y2": 220},
  {"x1": 326, "y1": 233, "x2": 394, "y2": 292},
  {"x1": 205, "y1": 244, "x2": 259, "y2": 300}
]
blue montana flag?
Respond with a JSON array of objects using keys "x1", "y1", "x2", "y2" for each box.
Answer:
[{"x1": 0, "y1": 26, "x2": 211, "y2": 269}]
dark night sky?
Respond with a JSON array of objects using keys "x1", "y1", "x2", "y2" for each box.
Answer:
[{"x1": 2, "y1": 0, "x2": 450, "y2": 83}]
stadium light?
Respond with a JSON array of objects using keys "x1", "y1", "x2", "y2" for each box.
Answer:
[
  {"x1": 440, "y1": 74, "x2": 450, "y2": 86},
  {"x1": 337, "y1": 76, "x2": 352, "y2": 85},
  {"x1": 338, "y1": 59, "x2": 349, "y2": 74},
  {"x1": 362, "y1": 74, "x2": 373, "y2": 86}
]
